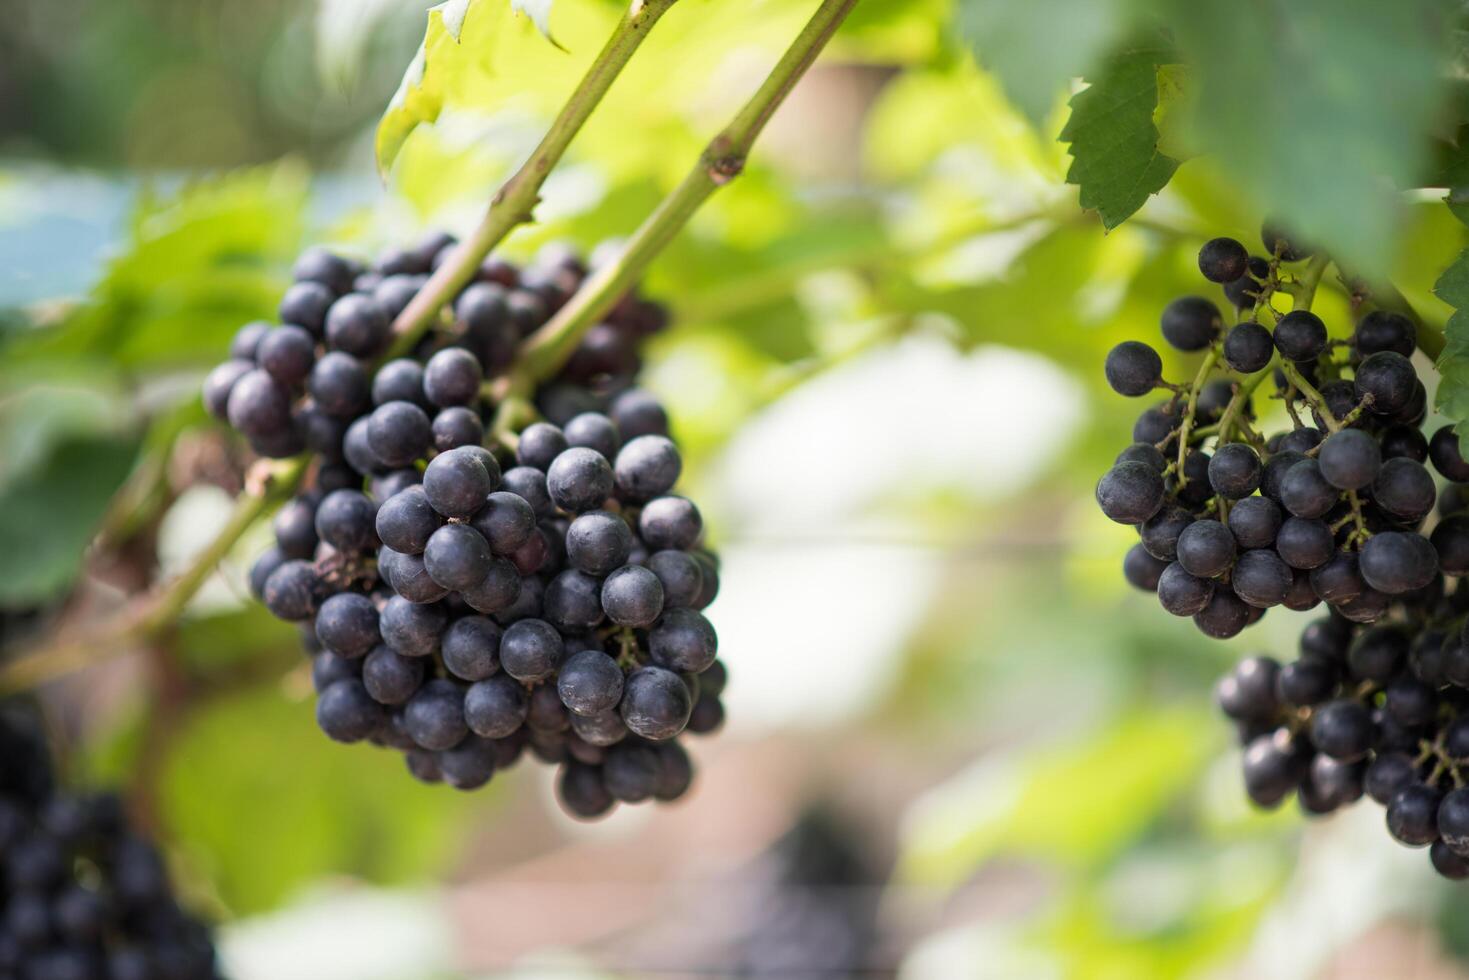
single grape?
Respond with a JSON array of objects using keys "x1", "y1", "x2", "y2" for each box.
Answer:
[
  {"x1": 1198, "y1": 237, "x2": 1249, "y2": 283},
  {"x1": 1160, "y1": 297, "x2": 1222, "y2": 352},
  {"x1": 1103, "y1": 341, "x2": 1163, "y2": 396}
]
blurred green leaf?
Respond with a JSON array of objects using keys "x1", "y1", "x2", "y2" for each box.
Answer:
[
  {"x1": 161, "y1": 685, "x2": 478, "y2": 915},
  {"x1": 4, "y1": 164, "x2": 306, "y2": 372},
  {"x1": 1162, "y1": 0, "x2": 1452, "y2": 269},
  {"x1": 1433, "y1": 238, "x2": 1469, "y2": 454},
  {"x1": 899, "y1": 707, "x2": 1214, "y2": 888},
  {"x1": 957, "y1": 0, "x2": 1128, "y2": 124},
  {"x1": 377, "y1": 0, "x2": 561, "y2": 174},
  {"x1": 0, "y1": 435, "x2": 139, "y2": 608},
  {"x1": 1060, "y1": 39, "x2": 1181, "y2": 229}
]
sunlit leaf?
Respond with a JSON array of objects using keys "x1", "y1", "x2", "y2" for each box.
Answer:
[
  {"x1": 1060, "y1": 39, "x2": 1182, "y2": 230},
  {"x1": 956, "y1": 0, "x2": 1128, "y2": 124},
  {"x1": 1161, "y1": 0, "x2": 1453, "y2": 269}
]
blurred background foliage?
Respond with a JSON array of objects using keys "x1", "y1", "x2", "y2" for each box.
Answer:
[{"x1": 4, "y1": 0, "x2": 1469, "y2": 976}]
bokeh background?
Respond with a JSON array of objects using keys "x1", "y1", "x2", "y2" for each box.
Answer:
[{"x1": 3, "y1": 0, "x2": 1469, "y2": 976}]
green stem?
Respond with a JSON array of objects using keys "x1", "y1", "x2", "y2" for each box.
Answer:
[
  {"x1": 512, "y1": 0, "x2": 859, "y2": 384},
  {"x1": 1174, "y1": 346, "x2": 1221, "y2": 482},
  {"x1": 383, "y1": 0, "x2": 681, "y2": 360},
  {"x1": 1279, "y1": 360, "x2": 1341, "y2": 434},
  {"x1": 1292, "y1": 255, "x2": 1330, "y2": 312},
  {"x1": 0, "y1": 457, "x2": 308, "y2": 693}
]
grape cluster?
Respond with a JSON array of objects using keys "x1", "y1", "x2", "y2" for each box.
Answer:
[
  {"x1": 1100, "y1": 227, "x2": 1469, "y2": 877},
  {"x1": 203, "y1": 234, "x2": 726, "y2": 820},
  {"x1": 0, "y1": 710, "x2": 219, "y2": 979}
]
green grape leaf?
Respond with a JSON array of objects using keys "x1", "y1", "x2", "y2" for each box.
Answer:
[
  {"x1": 1060, "y1": 41, "x2": 1182, "y2": 230},
  {"x1": 1433, "y1": 229, "x2": 1469, "y2": 455},
  {"x1": 956, "y1": 0, "x2": 1128, "y2": 124},
  {"x1": 0, "y1": 436, "x2": 139, "y2": 608},
  {"x1": 376, "y1": 0, "x2": 560, "y2": 174},
  {"x1": 1162, "y1": 0, "x2": 1452, "y2": 270},
  {"x1": 512, "y1": 0, "x2": 557, "y2": 43},
  {"x1": 161, "y1": 685, "x2": 477, "y2": 914}
]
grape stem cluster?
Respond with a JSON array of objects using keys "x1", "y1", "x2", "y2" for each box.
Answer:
[{"x1": 0, "y1": 0, "x2": 858, "y2": 693}]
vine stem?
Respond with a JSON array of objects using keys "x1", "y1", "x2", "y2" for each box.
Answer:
[
  {"x1": 383, "y1": 0, "x2": 681, "y2": 360},
  {"x1": 507, "y1": 0, "x2": 860, "y2": 388},
  {"x1": 1174, "y1": 346, "x2": 1221, "y2": 483},
  {"x1": 0, "y1": 457, "x2": 308, "y2": 693}
]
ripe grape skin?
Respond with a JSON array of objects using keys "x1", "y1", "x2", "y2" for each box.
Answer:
[
  {"x1": 1096, "y1": 462, "x2": 1165, "y2": 525},
  {"x1": 373, "y1": 358, "x2": 428, "y2": 407},
  {"x1": 1176, "y1": 520, "x2": 1236, "y2": 578},
  {"x1": 1223, "y1": 321, "x2": 1274, "y2": 373},
  {"x1": 501, "y1": 466, "x2": 554, "y2": 518},
  {"x1": 1273, "y1": 310, "x2": 1328, "y2": 362},
  {"x1": 639, "y1": 495, "x2": 703, "y2": 550},
  {"x1": 423, "y1": 523, "x2": 494, "y2": 592},
  {"x1": 1261, "y1": 223, "x2": 1312, "y2": 262},
  {"x1": 1310, "y1": 699, "x2": 1374, "y2": 761},
  {"x1": 1122, "y1": 545, "x2": 1166, "y2": 591},
  {"x1": 379, "y1": 595, "x2": 448, "y2": 657},
  {"x1": 1317, "y1": 429, "x2": 1380, "y2": 491},
  {"x1": 464, "y1": 675, "x2": 530, "y2": 738},
  {"x1": 1430, "y1": 426, "x2": 1469, "y2": 481},
  {"x1": 1355, "y1": 351, "x2": 1417, "y2": 415},
  {"x1": 257, "y1": 325, "x2": 317, "y2": 386},
  {"x1": 460, "y1": 556, "x2": 523, "y2": 614},
  {"x1": 403, "y1": 678, "x2": 470, "y2": 751},
  {"x1": 375, "y1": 485, "x2": 442, "y2": 555},
  {"x1": 1275, "y1": 517, "x2": 1333, "y2": 569},
  {"x1": 646, "y1": 550, "x2": 704, "y2": 608},
  {"x1": 1241, "y1": 731, "x2": 1305, "y2": 808},
  {"x1": 564, "y1": 511, "x2": 632, "y2": 576},
  {"x1": 362, "y1": 645, "x2": 427, "y2": 705},
  {"x1": 1372, "y1": 457, "x2": 1436, "y2": 522},
  {"x1": 472, "y1": 491, "x2": 537, "y2": 555},
  {"x1": 610, "y1": 388, "x2": 670, "y2": 440},
  {"x1": 1224, "y1": 256, "x2": 1270, "y2": 309},
  {"x1": 559, "y1": 762, "x2": 615, "y2": 819},
  {"x1": 262, "y1": 560, "x2": 324, "y2": 621},
  {"x1": 325, "y1": 293, "x2": 390, "y2": 358},
  {"x1": 423, "y1": 347, "x2": 484, "y2": 408},
  {"x1": 1279, "y1": 459, "x2": 1338, "y2": 519},
  {"x1": 602, "y1": 565, "x2": 666, "y2": 628},
  {"x1": 309, "y1": 351, "x2": 371, "y2": 419},
  {"x1": 1157, "y1": 562, "x2": 1213, "y2": 615},
  {"x1": 1309, "y1": 552, "x2": 1363, "y2": 603},
  {"x1": 544, "y1": 569, "x2": 606, "y2": 631},
  {"x1": 366, "y1": 400, "x2": 432, "y2": 469},
  {"x1": 438, "y1": 737, "x2": 498, "y2": 790},
  {"x1": 1103, "y1": 341, "x2": 1163, "y2": 396},
  {"x1": 432, "y1": 407, "x2": 484, "y2": 451},
  {"x1": 441, "y1": 615, "x2": 503, "y2": 682},
  {"x1": 226, "y1": 369, "x2": 292, "y2": 440},
  {"x1": 649, "y1": 607, "x2": 717, "y2": 673},
  {"x1": 620, "y1": 666, "x2": 693, "y2": 740},
  {"x1": 1355, "y1": 310, "x2": 1416, "y2": 358},
  {"x1": 1193, "y1": 589, "x2": 1250, "y2": 639},
  {"x1": 1159, "y1": 297, "x2": 1222, "y2": 352},
  {"x1": 546, "y1": 447, "x2": 615, "y2": 514},
  {"x1": 1232, "y1": 549, "x2": 1292, "y2": 608},
  {"x1": 1387, "y1": 783, "x2": 1443, "y2": 846},
  {"x1": 1359, "y1": 531, "x2": 1439, "y2": 595},
  {"x1": 565, "y1": 412, "x2": 622, "y2": 461},
  {"x1": 317, "y1": 679, "x2": 385, "y2": 743},
  {"x1": 1198, "y1": 237, "x2": 1248, "y2": 283},
  {"x1": 557, "y1": 649, "x2": 625, "y2": 717},
  {"x1": 1227, "y1": 496, "x2": 1282, "y2": 550},
  {"x1": 1208, "y1": 444, "x2": 1262, "y2": 499},
  {"x1": 500, "y1": 619, "x2": 565, "y2": 683},
  {"x1": 614, "y1": 435, "x2": 682, "y2": 502},
  {"x1": 424, "y1": 446, "x2": 496, "y2": 520},
  {"x1": 274, "y1": 497, "x2": 320, "y2": 559},
  {"x1": 517, "y1": 423, "x2": 569, "y2": 472},
  {"x1": 315, "y1": 489, "x2": 379, "y2": 553},
  {"x1": 315, "y1": 593, "x2": 381, "y2": 658},
  {"x1": 279, "y1": 281, "x2": 335, "y2": 335}
]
